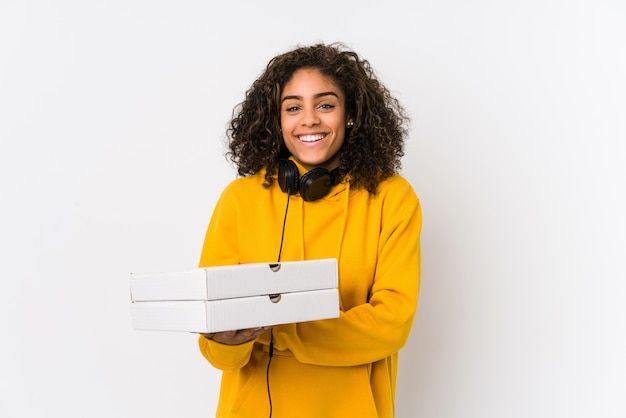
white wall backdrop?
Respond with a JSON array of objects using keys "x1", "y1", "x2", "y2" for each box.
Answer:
[{"x1": 1, "y1": 1, "x2": 624, "y2": 417}]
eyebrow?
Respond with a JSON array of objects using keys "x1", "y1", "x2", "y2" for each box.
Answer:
[{"x1": 281, "y1": 91, "x2": 339, "y2": 102}]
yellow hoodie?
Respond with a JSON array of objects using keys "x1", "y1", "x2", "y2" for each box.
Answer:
[{"x1": 198, "y1": 161, "x2": 421, "y2": 418}]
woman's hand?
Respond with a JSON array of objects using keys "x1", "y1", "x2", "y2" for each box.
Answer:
[{"x1": 200, "y1": 327, "x2": 269, "y2": 345}]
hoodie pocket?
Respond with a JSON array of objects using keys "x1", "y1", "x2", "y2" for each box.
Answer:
[{"x1": 232, "y1": 354, "x2": 378, "y2": 418}]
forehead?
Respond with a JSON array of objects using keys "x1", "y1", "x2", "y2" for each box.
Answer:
[{"x1": 281, "y1": 68, "x2": 343, "y2": 97}]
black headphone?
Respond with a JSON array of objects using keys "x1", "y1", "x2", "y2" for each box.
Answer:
[{"x1": 277, "y1": 159, "x2": 338, "y2": 202}]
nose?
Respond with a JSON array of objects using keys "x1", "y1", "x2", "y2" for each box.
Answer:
[{"x1": 301, "y1": 107, "x2": 320, "y2": 127}]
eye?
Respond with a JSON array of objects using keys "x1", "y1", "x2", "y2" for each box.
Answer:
[
  {"x1": 318, "y1": 103, "x2": 335, "y2": 110},
  {"x1": 284, "y1": 105, "x2": 301, "y2": 113}
]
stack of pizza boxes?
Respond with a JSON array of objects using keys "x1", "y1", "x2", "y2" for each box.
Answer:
[{"x1": 130, "y1": 259, "x2": 340, "y2": 333}]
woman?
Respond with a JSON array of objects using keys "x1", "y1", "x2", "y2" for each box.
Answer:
[{"x1": 198, "y1": 43, "x2": 421, "y2": 418}]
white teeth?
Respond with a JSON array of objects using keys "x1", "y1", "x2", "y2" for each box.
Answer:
[{"x1": 298, "y1": 134, "x2": 324, "y2": 142}]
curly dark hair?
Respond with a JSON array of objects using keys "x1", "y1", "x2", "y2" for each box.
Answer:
[{"x1": 226, "y1": 42, "x2": 409, "y2": 195}]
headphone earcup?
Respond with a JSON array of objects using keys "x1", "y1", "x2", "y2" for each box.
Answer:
[
  {"x1": 299, "y1": 168, "x2": 332, "y2": 202},
  {"x1": 278, "y1": 160, "x2": 299, "y2": 195}
]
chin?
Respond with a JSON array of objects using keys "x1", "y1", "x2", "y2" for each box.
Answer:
[{"x1": 299, "y1": 158, "x2": 332, "y2": 170}]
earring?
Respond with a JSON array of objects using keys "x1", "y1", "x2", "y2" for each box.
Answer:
[{"x1": 347, "y1": 120, "x2": 354, "y2": 128}]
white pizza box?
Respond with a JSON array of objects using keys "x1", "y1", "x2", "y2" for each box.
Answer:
[
  {"x1": 130, "y1": 258, "x2": 338, "y2": 302},
  {"x1": 130, "y1": 288, "x2": 339, "y2": 333}
]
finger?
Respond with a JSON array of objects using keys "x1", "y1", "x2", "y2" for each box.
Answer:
[{"x1": 249, "y1": 326, "x2": 272, "y2": 339}]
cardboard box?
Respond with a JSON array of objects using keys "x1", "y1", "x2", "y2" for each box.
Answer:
[
  {"x1": 129, "y1": 259, "x2": 340, "y2": 333},
  {"x1": 130, "y1": 259, "x2": 338, "y2": 302},
  {"x1": 130, "y1": 288, "x2": 339, "y2": 333}
]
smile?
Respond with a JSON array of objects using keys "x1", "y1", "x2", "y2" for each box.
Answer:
[{"x1": 297, "y1": 134, "x2": 326, "y2": 143}]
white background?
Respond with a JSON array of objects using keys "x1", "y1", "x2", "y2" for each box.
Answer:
[{"x1": 1, "y1": 0, "x2": 625, "y2": 417}]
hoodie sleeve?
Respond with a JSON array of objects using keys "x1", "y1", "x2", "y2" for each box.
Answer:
[
  {"x1": 197, "y1": 335, "x2": 256, "y2": 371},
  {"x1": 196, "y1": 185, "x2": 257, "y2": 371},
  {"x1": 271, "y1": 193, "x2": 422, "y2": 367}
]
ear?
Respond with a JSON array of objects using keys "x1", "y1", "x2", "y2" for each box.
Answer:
[{"x1": 346, "y1": 117, "x2": 354, "y2": 128}]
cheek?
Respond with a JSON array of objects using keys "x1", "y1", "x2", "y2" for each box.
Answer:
[
  {"x1": 280, "y1": 115, "x2": 292, "y2": 132},
  {"x1": 334, "y1": 122, "x2": 346, "y2": 139}
]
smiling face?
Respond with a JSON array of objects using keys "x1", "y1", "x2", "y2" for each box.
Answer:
[{"x1": 280, "y1": 68, "x2": 351, "y2": 171}]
